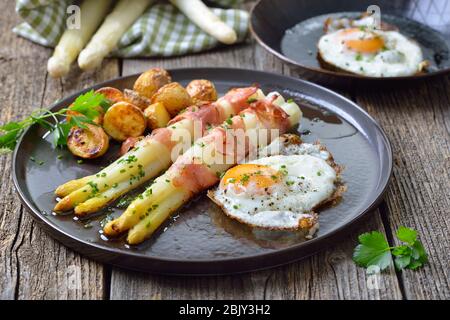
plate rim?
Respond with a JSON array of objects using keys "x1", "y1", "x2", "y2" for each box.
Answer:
[
  {"x1": 11, "y1": 67, "x2": 393, "y2": 274},
  {"x1": 249, "y1": 0, "x2": 450, "y2": 81}
]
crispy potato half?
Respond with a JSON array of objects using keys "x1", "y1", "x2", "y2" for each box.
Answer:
[
  {"x1": 123, "y1": 89, "x2": 151, "y2": 110},
  {"x1": 144, "y1": 102, "x2": 171, "y2": 130},
  {"x1": 95, "y1": 87, "x2": 124, "y2": 104},
  {"x1": 186, "y1": 79, "x2": 218, "y2": 103},
  {"x1": 66, "y1": 105, "x2": 104, "y2": 125},
  {"x1": 103, "y1": 102, "x2": 146, "y2": 141},
  {"x1": 133, "y1": 68, "x2": 172, "y2": 99},
  {"x1": 67, "y1": 124, "x2": 109, "y2": 159},
  {"x1": 151, "y1": 82, "x2": 192, "y2": 116}
]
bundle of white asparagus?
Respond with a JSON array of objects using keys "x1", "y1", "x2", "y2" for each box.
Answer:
[
  {"x1": 48, "y1": 0, "x2": 238, "y2": 77},
  {"x1": 103, "y1": 92, "x2": 302, "y2": 244},
  {"x1": 54, "y1": 87, "x2": 260, "y2": 215}
]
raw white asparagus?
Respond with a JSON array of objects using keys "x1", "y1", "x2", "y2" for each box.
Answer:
[
  {"x1": 47, "y1": 0, "x2": 113, "y2": 77},
  {"x1": 170, "y1": 0, "x2": 238, "y2": 44},
  {"x1": 78, "y1": 0, "x2": 152, "y2": 70}
]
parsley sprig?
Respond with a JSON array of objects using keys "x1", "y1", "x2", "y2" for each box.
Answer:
[
  {"x1": 353, "y1": 226, "x2": 428, "y2": 271},
  {"x1": 0, "y1": 90, "x2": 110, "y2": 154}
]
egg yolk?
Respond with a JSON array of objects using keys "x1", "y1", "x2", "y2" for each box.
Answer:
[
  {"x1": 340, "y1": 28, "x2": 385, "y2": 53},
  {"x1": 220, "y1": 164, "x2": 281, "y2": 191}
]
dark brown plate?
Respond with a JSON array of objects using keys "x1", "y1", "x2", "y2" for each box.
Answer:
[
  {"x1": 250, "y1": 0, "x2": 450, "y2": 87},
  {"x1": 12, "y1": 68, "x2": 392, "y2": 275}
]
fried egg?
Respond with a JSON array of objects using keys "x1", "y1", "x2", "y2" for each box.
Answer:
[
  {"x1": 318, "y1": 27, "x2": 427, "y2": 77},
  {"x1": 208, "y1": 135, "x2": 343, "y2": 236}
]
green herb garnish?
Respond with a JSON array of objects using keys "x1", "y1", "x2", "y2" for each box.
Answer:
[
  {"x1": 0, "y1": 91, "x2": 110, "y2": 154},
  {"x1": 116, "y1": 195, "x2": 136, "y2": 209},
  {"x1": 353, "y1": 227, "x2": 428, "y2": 271}
]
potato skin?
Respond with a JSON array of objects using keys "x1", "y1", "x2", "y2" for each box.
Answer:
[
  {"x1": 103, "y1": 102, "x2": 146, "y2": 141},
  {"x1": 133, "y1": 68, "x2": 172, "y2": 99},
  {"x1": 151, "y1": 82, "x2": 192, "y2": 116},
  {"x1": 186, "y1": 79, "x2": 218, "y2": 103},
  {"x1": 144, "y1": 102, "x2": 171, "y2": 129},
  {"x1": 67, "y1": 124, "x2": 109, "y2": 159},
  {"x1": 123, "y1": 89, "x2": 151, "y2": 110},
  {"x1": 95, "y1": 87, "x2": 124, "y2": 104}
]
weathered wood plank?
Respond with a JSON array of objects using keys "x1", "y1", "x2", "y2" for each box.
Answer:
[
  {"x1": 0, "y1": 0, "x2": 119, "y2": 299},
  {"x1": 109, "y1": 43, "x2": 402, "y2": 300},
  {"x1": 354, "y1": 78, "x2": 450, "y2": 299}
]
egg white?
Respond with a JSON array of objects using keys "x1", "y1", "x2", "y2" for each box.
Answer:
[
  {"x1": 210, "y1": 152, "x2": 337, "y2": 230},
  {"x1": 318, "y1": 29, "x2": 425, "y2": 77}
]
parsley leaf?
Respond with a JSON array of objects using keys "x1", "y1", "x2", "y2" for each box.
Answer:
[
  {"x1": 0, "y1": 91, "x2": 110, "y2": 154},
  {"x1": 353, "y1": 231, "x2": 392, "y2": 271},
  {"x1": 71, "y1": 91, "x2": 104, "y2": 115},
  {"x1": 393, "y1": 227, "x2": 428, "y2": 270},
  {"x1": 396, "y1": 226, "x2": 417, "y2": 245},
  {"x1": 353, "y1": 227, "x2": 428, "y2": 272}
]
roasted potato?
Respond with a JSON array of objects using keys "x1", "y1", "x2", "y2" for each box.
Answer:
[
  {"x1": 67, "y1": 124, "x2": 109, "y2": 159},
  {"x1": 186, "y1": 79, "x2": 218, "y2": 103},
  {"x1": 95, "y1": 87, "x2": 125, "y2": 104},
  {"x1": 151, "y1": 82, "x2": 191, "y2": 116},
  {"x1": 103, "y1": 102, "x2": 146, "y2": 141},
  {"x1": 133, "y1": 68, "x2": 172, "y2": 99},
  {"x1": 144, "y1": 102, "x2": 171, "y2": 130},
  {"x1": 66, "y1": 105, "x2": 104, "y2": 125},
  {"x1": 123, "y1": 89, "x2": 151, "y2": 110}
]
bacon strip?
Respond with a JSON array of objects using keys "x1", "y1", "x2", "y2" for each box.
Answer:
[
  {"x1": 171, "y1": 163, "x2": 218, "y2": 195},
  {"x1": 168, "y1": 87, "x2": 258, "y2": 134},
  {"x1": 224, "y1": 87, "x2": 259, "y2": 114},
  {"x1": 168, "y1": 103, "x2": 220, "y2": 132},
  {"x1": 170, "y1": 96, "x2": 291, "y2": 196},
  {"x1": 248, "y1": 95, "x2": 291, "y2": 132},
  {"x1": 119, "y1": 136, "x2": 144, "y2": 156}
]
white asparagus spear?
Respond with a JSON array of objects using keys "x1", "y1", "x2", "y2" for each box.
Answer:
[
  {"x1": 78, "y1": 0, "x2": 152, "y2": 71},
  {"x1": 47, "y1": 0, "x2": 113, "y2": 78},
  {"x1": 170, "y1": 0, "x2": 237, "y2": 44}
]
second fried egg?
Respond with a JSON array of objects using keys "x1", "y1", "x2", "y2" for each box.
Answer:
[{"x1": 318, "y1": 28, "x2": 427, "y2": 77}]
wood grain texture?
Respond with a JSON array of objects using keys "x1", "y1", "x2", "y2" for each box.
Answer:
[
  {"x1": 109, "y1": 43, "x2": 402, "y2": 300},
  {"x1": 354, "y1": 78, "x2": 450, "y2": 299},
  {"x1": 1, "y1": 0, "x2": 448, "y2": 300},
  {"x1": 0, "y1": 0, "x2": 119, "y2": 299}
]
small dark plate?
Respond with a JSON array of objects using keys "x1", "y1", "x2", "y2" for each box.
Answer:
[
  {"x1": 250, "y1": 0, "x2": 450, "y2": 87},
  {"x1": 12, "y1": 68, "x2": 392, "y2": 275}
]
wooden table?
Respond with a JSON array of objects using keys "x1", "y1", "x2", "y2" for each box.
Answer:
[{"x1": 0, "y1": 0, "x2": 448, "y2": 300}]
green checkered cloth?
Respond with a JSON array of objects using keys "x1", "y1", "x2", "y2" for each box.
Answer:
[{"x1": 13, "y1": 0, "x2": 249, "y2": 57}]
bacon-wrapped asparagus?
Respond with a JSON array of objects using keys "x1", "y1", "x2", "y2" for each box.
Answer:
[
  {"x1": 53, "y1": 87, "x2": 261, "y2": 215},
  {"x1": 104, "y1": 92, "x2": 302, "y2": 244}
]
